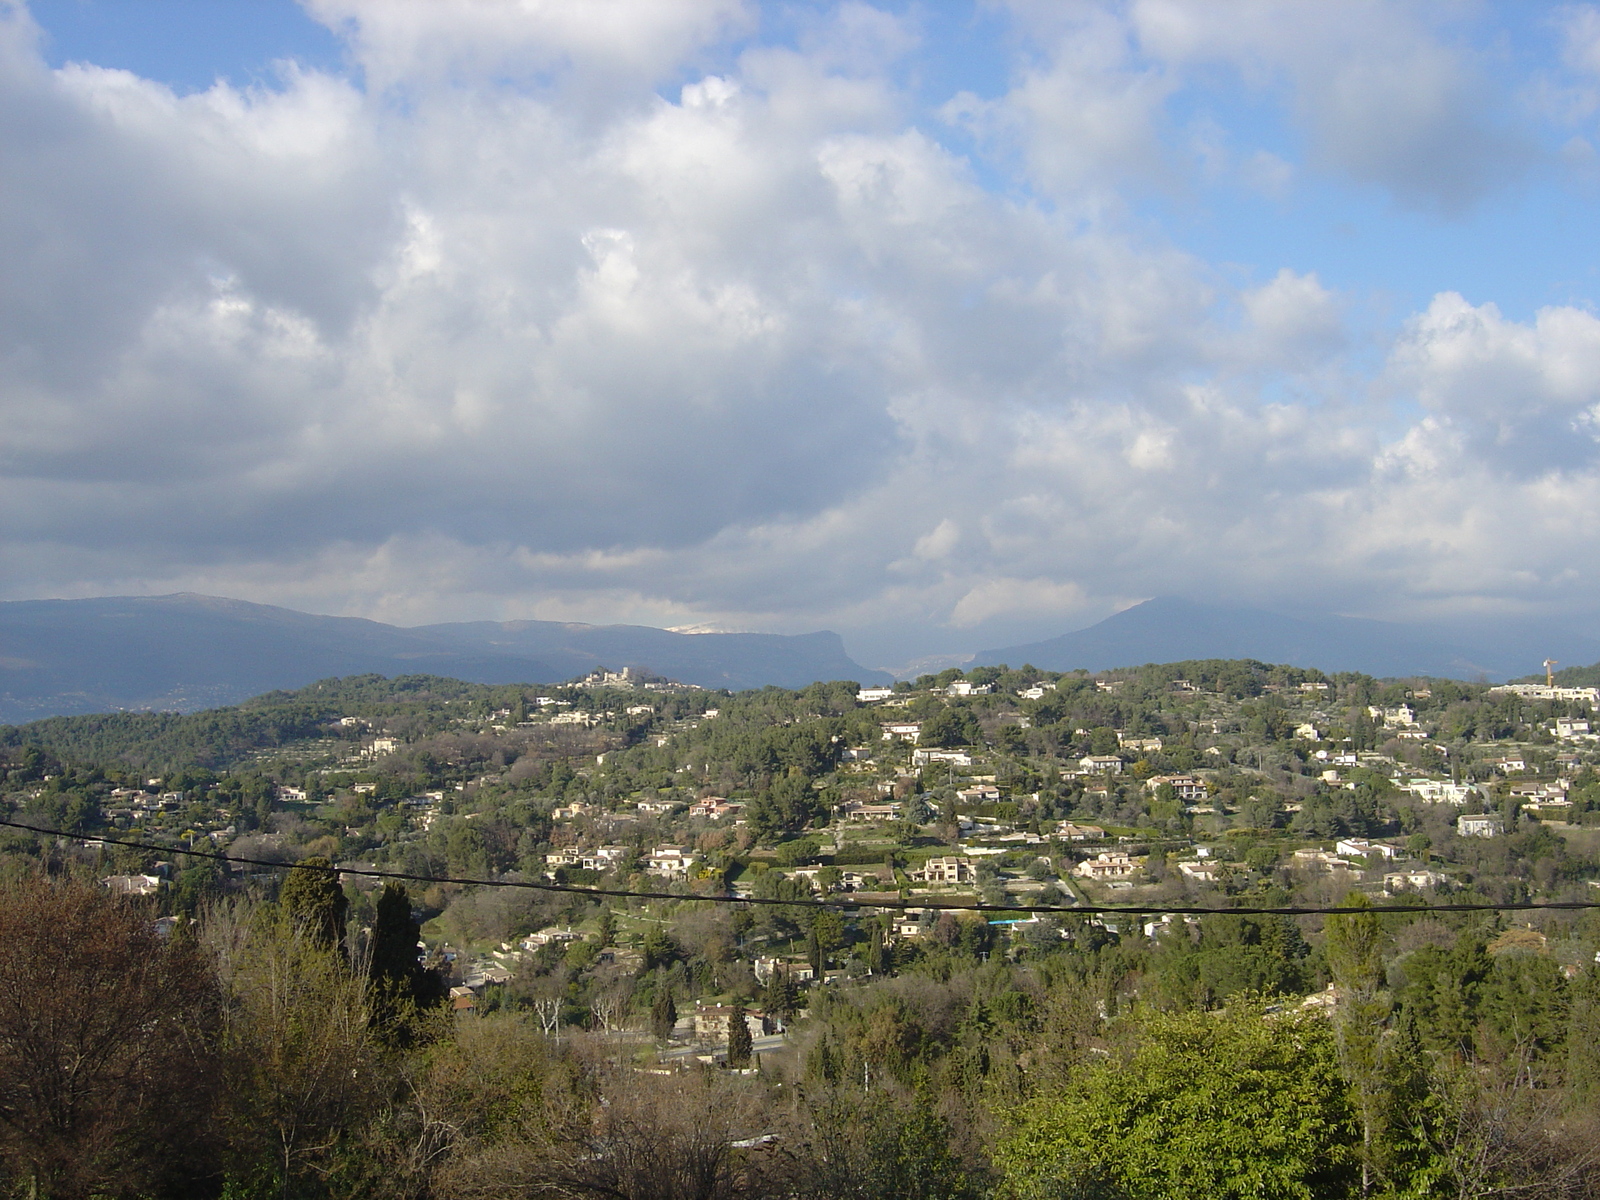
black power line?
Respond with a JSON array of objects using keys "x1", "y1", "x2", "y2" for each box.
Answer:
[{"x1": 8, "y1": 816, "x2": 1599, "y2": 919}]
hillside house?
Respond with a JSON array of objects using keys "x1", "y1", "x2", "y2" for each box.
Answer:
[
  {"x1": 1118, "y1": 734, "x2": 1163, "y2": 753},
  {"x1": 646, "y1": 845, "x2": 693, "y2": 879},
  {"x1": 522, "y1": 927, "x2": 585, "y2": 949},
  {"x1": 1177, "y1": 861, "x2": 1221, "y2": 883},
  {"x1": 913, "y1": 748, "x2": 973, "y2": 767},
  {"x1": 1146, "y1": 774, "x2": 1208, "y2": 801},
  {"x1": 1457, "y1": 814, "x2": 1505, "y2": 838},
  {"x1": 693, "y1": 1006, "x2": 770, "y2": 1043},
  {"x1": 1368, "y1": 705, "x2": 1418, "y2": 728},
  {"x1": 1074, "y1": 852, "x2": 1139, "y2": 880},
  {"x1": 1399, "y1": 778, "x2": 1475, "y2": 805},
  {"x1": 101, "y1": 874, "x2": 161, "y2": 896},
  {"x1": 837, "y1": 801, "x2": 899, "y2": 823},
  {"x1": 882, "y1": 722, "x2": 922, "y2": 743},
  {"x1": 1385, "y1": 868, "x2": 1448, "y2": 892},
  {"x1": 1078, "y1": 755, "x2": 1124, "y2": 775},
  {"x1": 1335, "y1": 838, "x2": 1401, "y2": 860},
  {"x1": 917, "y1": 856, "x2": 975, "y2": 884},
  {"x1": 1056, "y1": 823, "x2": 1105, "y2": 841}
]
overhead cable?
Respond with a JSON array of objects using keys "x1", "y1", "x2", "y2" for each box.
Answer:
[{"x1": 5, "y1": 816, "x2": 1596, "y2": 919}]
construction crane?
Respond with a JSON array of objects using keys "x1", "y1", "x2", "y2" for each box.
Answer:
[{"x1": 1544, "y1": 658, "x2": 1558, "y2": 687}]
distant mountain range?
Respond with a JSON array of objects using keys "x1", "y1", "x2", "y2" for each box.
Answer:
[
  {"x1": 973, "y1": 596, "x2": 1600, "y2": 681},
  {"x1": 5, "y1": 591, "x2": 1590, "y2": 724},
  {"x1": 0, "y1": 594, "x2": 890, "y2": 722}
]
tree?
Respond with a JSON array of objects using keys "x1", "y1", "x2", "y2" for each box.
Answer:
[
  {"x1": 0, "y1": 875, "x2": 223, "y2": 1199},
  {"x1": 796, "y1": 1085, "x2": 980, "y2": 1200},
  {"x1": 996, "y1": 1003, "x2": 1360, "y2": 1200},
  {"x1": 762, "y1": 965, "x2": 798, "y2": 1019},
  {"x1": 367, "y1": 882, "x2": 442, "y2": 1041},
  {"x1": 1567, "y1": 963, "x2": 1600, "y2": 1103},
  {"x1": 641, "y1": 926, "x2": 681, "y2": 972},
  {"x1": 651, "y1": 983, "x2": 679, "y2": 1043},
  {"x1": 217, "y1": 908, "x2": 381, "y2": 1196},
  {"x1": 1325, "y1": 891, "x2": 1391, "y2": 1196},
  {"x1": 278, "y1": 856, "x2": 348, "y2": 953},
  {"x1": 727, "y1": 1005, "x2": 754, "y2": 1068}
]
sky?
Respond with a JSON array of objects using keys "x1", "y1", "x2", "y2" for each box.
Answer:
[{"x1": 6, "y1": 0, "x2": 1600, "y2": 672}]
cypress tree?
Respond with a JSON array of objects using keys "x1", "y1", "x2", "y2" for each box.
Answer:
[
  {"x1": 727, "y1": 1004, "x2": 753, "y2": 1068},
  {"x1": 1567, "y1": 962, "x2": 1600, "y2": 1103},
  {"x1": 278, "y1": 857, "x2": 347, "y2": 953},
  {"x1": 650, "y1": 984, "x2": 678, "y2": 1044}
]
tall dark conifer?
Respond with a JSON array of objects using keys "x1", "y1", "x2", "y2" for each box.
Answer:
[
  {"x1": 278, "y1": 857, "x2": 347, "y2": 954},
  {"x1": 726, "y1": 1005, "x2": 753, "y2": 1068}
]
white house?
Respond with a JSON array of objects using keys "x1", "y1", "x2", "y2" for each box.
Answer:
[
  {"x1": 837, "y1": 801, "x2": 900, "y2": 823},
  {"x1": 917, "y1": 856, "x2": 975, "y2": 884},
  {"x1": 913, "y1": 748, "x2": 973, "y2": 767},
  {"x1": 101, "y1": 874, "x2": 161, "y2": 896},
  {"x1": 1385, "y1": 869, "x2": 1448, "y2": 892},
  {"x1": 1079, "y1": 755, "x2": 1124, "y2": 775},
  {"x1": 857, "y1": 687, "x2": 895, "y2": 703},
  {"x1": 522, "y1": 926, "x2": 585, "y2": 949},
  {"x1": 1489, "y1": 684, "x2": 1600, "y2": 704},
  {"x1": 1075, "y1": 852, "x2": 1139, "y2": 880},
  {"x1": 1056, "y1": 822, "x2": 1105, "y2": 841},
  {"x1": 646, "y1": 845, "x2": 694, "y2": 879},
  {"x1": 1368, "y1": 705, "x2": 1418, "y2": 728},
  {"x1": 1147, "y1": 774, "x2": 1208, "y2": 801},
  {"x1": 1177, "y1": 861, "x2": 1221, "y2": 883},
  {"x1": 882, "y1": 722, "x2": 923, "y2": 743},
  {"x1": 1335, "y1": 838, "x2": 1401, "y2": 861},
  {"x1": 1120, "y1": 735, "x2": 1163, "y2": 754},
  {"x1": 1457, "y1": 814, "x2": 1505, "y2": 838},
  {"x1": 1399, "y1": 778, "x2": 1476, "y2": 806}
]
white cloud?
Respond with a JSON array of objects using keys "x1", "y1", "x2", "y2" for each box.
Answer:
[
  {"x1": 2, "y1": 0, "x2": 1600, "y2": 666},
  {"x1": 1125, "y1": 0, "x2": 1539, "y2": 212}
]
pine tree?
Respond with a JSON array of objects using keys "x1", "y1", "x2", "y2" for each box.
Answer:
[{"x1": 727, "y1": 1004, "x2": 753, "y2": 1068}]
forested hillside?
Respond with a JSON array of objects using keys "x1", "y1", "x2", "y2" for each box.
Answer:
[{"x1": 3, "y1": 659, "x2": 1600, "y2": 1198}]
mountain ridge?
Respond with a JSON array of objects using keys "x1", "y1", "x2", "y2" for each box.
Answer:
[
  {"x1": 972, "y1": 596, "x2": 1600, "y2": 681},
  {"x1": 0, "y1": 594, "x2": 889, "y2": 722}
]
